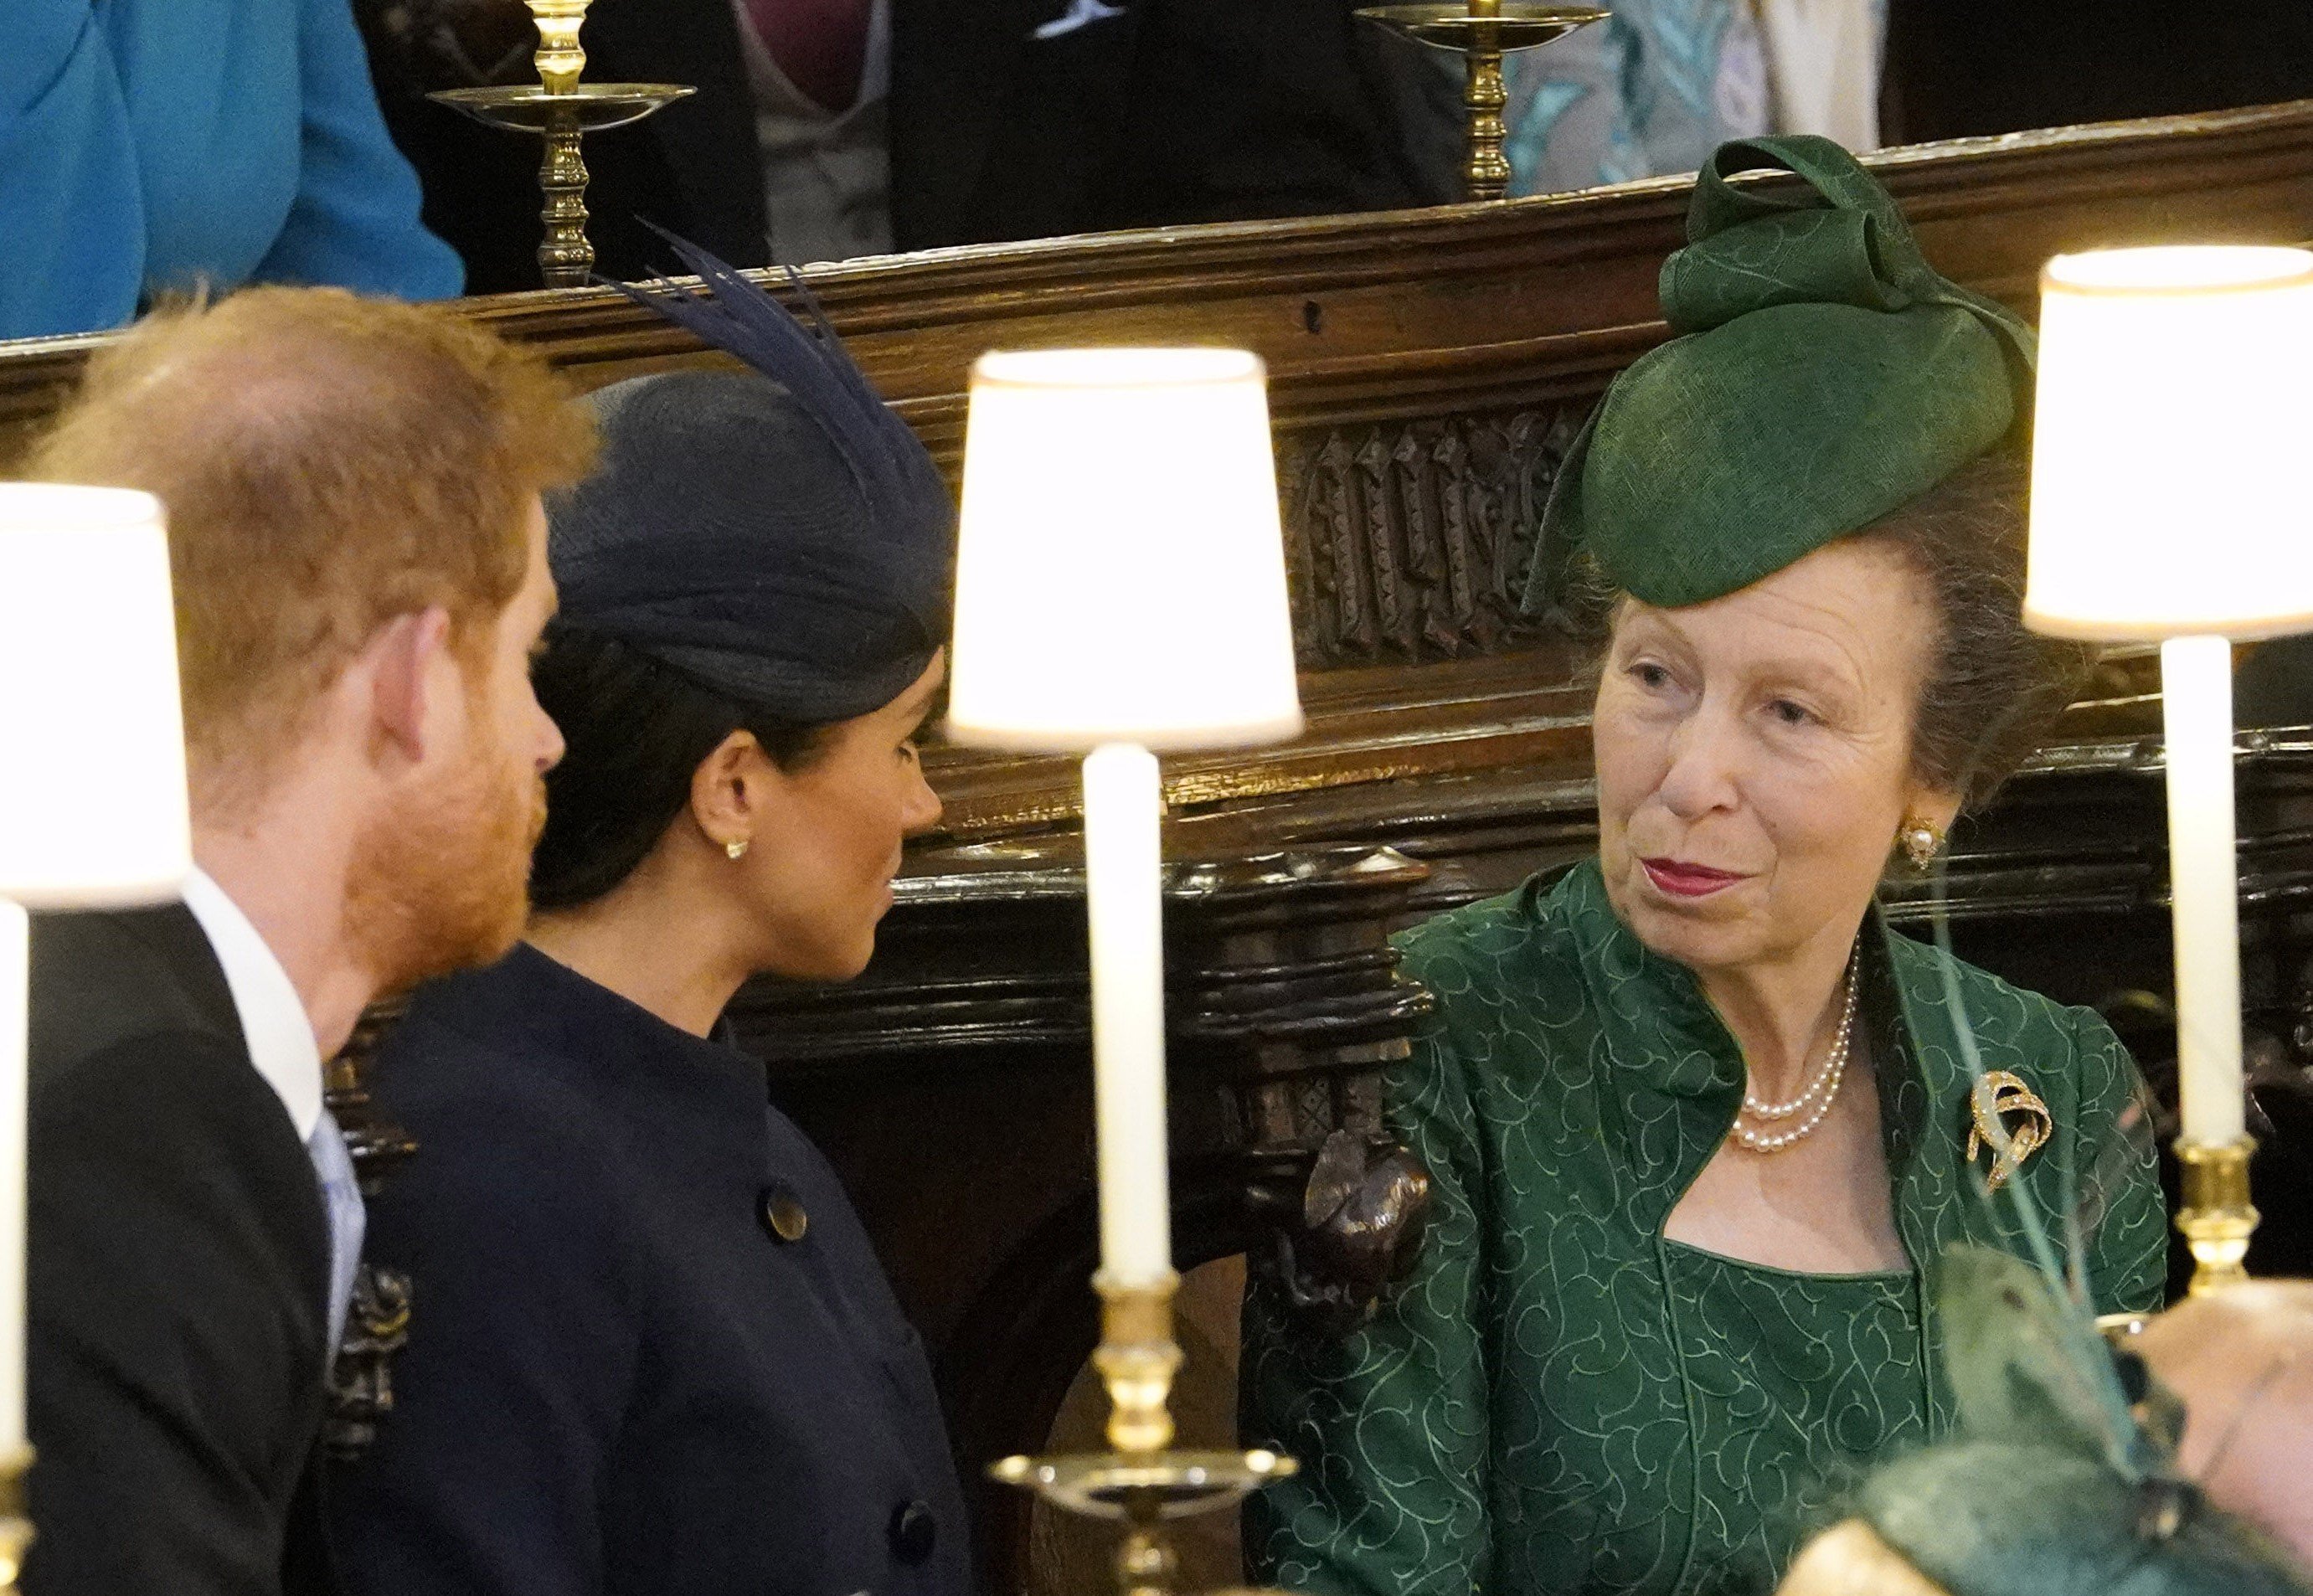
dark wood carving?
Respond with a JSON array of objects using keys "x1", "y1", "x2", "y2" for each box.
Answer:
[
  {"x1": 1258, "y1": 1128, "x2": 1434, "y2": 1333},
  {"x1": 321, "y1": 999, "x2": 419, "y2": 1462},
  {"x1": 15, "y1": 100, "x2": 2313, "y2": 1589},
  {"x1": 1279, "y1": 407, "x2": 1580, "y2": 667}
]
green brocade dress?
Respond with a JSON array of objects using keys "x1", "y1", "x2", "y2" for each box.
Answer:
[{"x1": 1241, "y1": 860, "x2": 2167, "y2": 1596}]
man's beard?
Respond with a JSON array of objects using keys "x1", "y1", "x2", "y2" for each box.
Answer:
[{"x1": 343, "y1": 734, "x2": 545, "y2": 999}]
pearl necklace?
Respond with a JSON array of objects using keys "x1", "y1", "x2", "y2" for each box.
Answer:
[{"x1": 1730, "y1": 952, "x2": 1858, "y2": 1155}]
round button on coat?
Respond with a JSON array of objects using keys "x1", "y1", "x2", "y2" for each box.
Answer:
[
  {"x1": 757, "y1": 1183, "x2": 809, "y2": 1243},
  {"x1": 889, "y1": 1500, "x2": 937, "y2": 1564}
]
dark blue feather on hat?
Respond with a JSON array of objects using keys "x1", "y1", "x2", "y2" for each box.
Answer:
[{"x1": 544, "y1": 231, "x2": 954, "y2": 724}]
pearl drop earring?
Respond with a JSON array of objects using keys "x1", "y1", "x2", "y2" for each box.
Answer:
[{"x1": 1899, "y1": 818, "x2": 1944, "y2": 870}]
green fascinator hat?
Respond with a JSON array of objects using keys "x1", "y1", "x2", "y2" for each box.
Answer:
[
  {"x1": 1536, "y1": 135, "x2": 2037, "y2": 611},
  {"x1": 1816, "y1": 1248, "x2": 2312, "y2": 1596}
]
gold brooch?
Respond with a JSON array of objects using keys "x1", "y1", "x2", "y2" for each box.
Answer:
[{"x1": 1966, "y1": 1071, "x2": 2053, "y2": 1192}]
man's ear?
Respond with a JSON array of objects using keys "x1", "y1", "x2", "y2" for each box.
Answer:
[
  {"x1": 688, "y1": 730, "x2": 766, "y2": 852},
  {"x1": 366, "y1": 606, "x2": 456, "y2": 765}
]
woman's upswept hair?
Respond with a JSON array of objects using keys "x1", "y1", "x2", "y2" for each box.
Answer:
[
  {"x1": 1848, "y1": 451, "x2": 2094, "y2": 812},
  {"x1": 528, "y1": 626, "x2": 830, "y2": 911}
]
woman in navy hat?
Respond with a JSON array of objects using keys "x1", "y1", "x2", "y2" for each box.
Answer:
[{"x1": 327, "y1": 242, "x2": 967, "y2": 1596}]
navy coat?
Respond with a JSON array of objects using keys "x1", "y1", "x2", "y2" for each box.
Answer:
[{"x1": 328, "y1": 943, "x2": 972, "y2": 1596}]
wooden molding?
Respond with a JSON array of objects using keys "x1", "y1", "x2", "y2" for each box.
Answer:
[{"x1": 9, "y1": 100, "x2": 2313, "y2": 460}]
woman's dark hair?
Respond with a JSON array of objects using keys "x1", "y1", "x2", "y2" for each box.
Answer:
[
  {"x1": 1578, "y1": 451, "x2": 2094, "y2": 814},
  {"x1": 528, "y1": 626, "x2": 832, "y2": 910}
]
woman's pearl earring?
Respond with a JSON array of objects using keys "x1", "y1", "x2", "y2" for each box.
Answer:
[
  {"x1": 1899, "y1": 818, "x2": 1944, "y2": 870},
  {"x1": 725, "y1": 837, "x2": 750, "y2": 862}
]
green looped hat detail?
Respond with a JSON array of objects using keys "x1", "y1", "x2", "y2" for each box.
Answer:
[{"x1": 1530, "y1": 135, "x2": 2037, "y2": 613}]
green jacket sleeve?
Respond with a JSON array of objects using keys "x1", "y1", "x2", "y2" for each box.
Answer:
[
  {"x1": 2068, "y1": 1007, "x2": 2168, "y2": 1315},
  {"x1": 1240, "y1": 1025, "x2": 1493, "y2": 1596}
]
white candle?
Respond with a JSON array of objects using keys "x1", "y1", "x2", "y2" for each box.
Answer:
[
  {"x1": 0, "y1": 899, "x2": 26, "y2": 1452},
  {"x1": 1082, "y1": 743, "x2": 1172, "y2": 1285},
  {"x1": 2162, "y1": 635, "x2": 2247, "y2": 1147}
]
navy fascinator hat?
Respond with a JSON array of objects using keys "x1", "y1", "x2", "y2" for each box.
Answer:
[{"x1": 546, "y1": 234, "x2": 954, "y2": 724}]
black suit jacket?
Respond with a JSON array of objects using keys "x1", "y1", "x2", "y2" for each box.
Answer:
[
  {"x1": 362, "y1": 0, "x2": 1433, "y2": 290},
  {"x1": 24, "y1": 906, "x2": 335, "y2": 1596},
  {"x1": 889, "y1": 0, "x2": 1432, "y2": 249}
]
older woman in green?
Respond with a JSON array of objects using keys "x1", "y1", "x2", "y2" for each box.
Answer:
[{"x1": 1241, "y1": 136, "x2": 2170, "y2": 1596}]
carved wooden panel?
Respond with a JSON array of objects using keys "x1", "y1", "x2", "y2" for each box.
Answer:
[
  {"x1": 1277, "y1": 404, "x2": 1586, "y2": 667},
  {"x1": 322, "y1": 999, "x2": 419, "y2": 1461}
]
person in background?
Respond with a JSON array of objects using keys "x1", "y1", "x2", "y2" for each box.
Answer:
[
  {"x1": 1491, "y1": 0, "x2": 1882, "y2": 198},
  {"x1": 1, "y1": 0, "x2": 462, "y2": 339},
  {"x1": 359, "y1": 0, "x2": 1428, "y2": 289},
  {"x1": 327, "y1": 243, "x2": 966, "y2": 1596},
  {"x1": 16, "y1": 286, "x2": 590, "y2": 1595}
]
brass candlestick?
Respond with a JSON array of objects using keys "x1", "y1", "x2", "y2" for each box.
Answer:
[
  {"x1": 0, "y1": 1444, "x2": 31, "y2": 1593},
  {"x1": 429, "y1": 1, "x2": 694, "y2": 289},
  {"x1": 1357, "y1": 2, "x2": 1608, "y2": 200},
  {"x1": 992, "y1": 1273, "x2": 1296, "y2": 1596},
  {"x1": 2176, "y1": 1135, "x2": 2259, "y2": 1296}
]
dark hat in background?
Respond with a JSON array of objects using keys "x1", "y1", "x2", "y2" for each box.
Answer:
[
  {"x1": 547, "y1": 234, "x2": 953, "y2": 724},
  {"x1": 1528, "y1": 135, "x2": 2037, "y2": 612}
]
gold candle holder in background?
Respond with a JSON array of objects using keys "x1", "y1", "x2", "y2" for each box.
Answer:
[
  {"x1": 0, "y1": 1444, "x2": 31, "y2": 1594},
  {"x1": 1356, "y1": 1, "x2": 1608, "y2": 201},
  {"x1": 992, "y1": 1274, "x2": 1296, "y2": 1596},
  {"x1": 429, "y1": 0, "x2": 695, "y2": 289},
  {"x1": 2176, "y1": 1135, "x2": 2259, "y2": 1296}
]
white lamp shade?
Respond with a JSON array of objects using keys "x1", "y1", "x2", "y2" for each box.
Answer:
[
  {"x1": 945, "y1": 348, "x2": 1306, "y2": 752},
  {"x1": 0, "y1": 487, "x2": 191, "y2": 908},
  {"x1": 2025, "y1": 245, "x2": 2313, "y2": 641}
]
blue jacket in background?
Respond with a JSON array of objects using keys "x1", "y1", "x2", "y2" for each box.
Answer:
[{"x1": 2, "y1": 0, "x2": 462, "y2": 339}]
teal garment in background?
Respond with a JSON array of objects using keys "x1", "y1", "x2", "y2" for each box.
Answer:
[
  {"x1": 1, "y1": 0, "x2": 461, "y2": 339},
  {"x1": 1493, "y1": 0, "x2": 1885, "y2": 196},
  {"x1": 1503, "y1": 0, "x2": 1772, "y2": 193},
  {"x1": 1242, "y1": 858, "x2": 2168, "y2": 1596}
]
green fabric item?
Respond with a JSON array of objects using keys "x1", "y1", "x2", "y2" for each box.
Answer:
[
  {"x1": 1240, "y1": 858, "x2": 2168, "y2": 1596},
  {"x1": 1859, "y1": 1442, "x2": 2313, "y2": 1596},
  {"x1": 1834, "y1": 1248, "x2": 2313, "y2": 1596},
  {"x1": 1530, "y1": 136, "x2": 2037, "y2": 611}
]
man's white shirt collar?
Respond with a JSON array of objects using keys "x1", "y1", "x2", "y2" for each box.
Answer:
[{"x1": 179, "y1": 867, "x2": 325, "y2": 1141}]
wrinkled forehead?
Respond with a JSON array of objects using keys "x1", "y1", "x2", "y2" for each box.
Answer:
[{"x1": 1610, "y1": 538, "x2": 1936, "y2": 700}]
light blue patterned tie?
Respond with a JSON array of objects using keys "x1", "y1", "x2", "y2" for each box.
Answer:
[{"x1": 305, "y1": 1109, "x2": 367, "y2": 1357}]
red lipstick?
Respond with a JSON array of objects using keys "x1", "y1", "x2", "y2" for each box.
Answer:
[{"x1": 1641, "y1": 858, "x2": 1744, "y2": 898}]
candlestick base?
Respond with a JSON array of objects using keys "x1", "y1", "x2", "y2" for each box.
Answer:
[
  {"x1": 0, "y1": 1444, "x2": 34, "y2": 1593},
  {"x1": 991, "y1": 1274, "x2": 1298, "y2": 1596},
  {"x1": 427, "y1": 85, "x2": 694, "y2": 289},
  {"x1": 2176, "y1": 1135, "x2": 2259, "y2": 1296}
]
